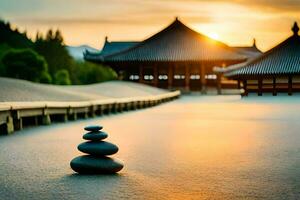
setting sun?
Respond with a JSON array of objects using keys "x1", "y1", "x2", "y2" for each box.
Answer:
[{"x1": 208, "y1": 32, "x2": 220, "y2": 40}]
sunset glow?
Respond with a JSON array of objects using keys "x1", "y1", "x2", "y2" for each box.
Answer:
[
  {"x1": 207, "y1": 32, "x2": 220, "y2": 40},
  {"x1": 1, "y1": 0, "x2": 299, "y2": 51}
]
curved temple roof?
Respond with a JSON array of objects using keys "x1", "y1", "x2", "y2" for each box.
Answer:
[
  {"x1": 225, "y1": 22, "x2": 300, "y2": 79},
  {"x1": 85, "y1": 18, "x2": 247, "y2": 63},
  {"x1": 231, "y1": 39, "x2": 262, "y2": 58},
  {"x1": 84, "y1": 39, "x2": 139, "y2": 61}
]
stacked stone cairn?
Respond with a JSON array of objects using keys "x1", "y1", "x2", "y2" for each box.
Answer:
[{"x1": 70, "y1": 125, "x2": 124, "y2": 174}]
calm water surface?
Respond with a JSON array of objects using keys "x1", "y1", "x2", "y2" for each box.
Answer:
[{"x1": 0, "y1": 95, "x2": 300, "y2": 200}]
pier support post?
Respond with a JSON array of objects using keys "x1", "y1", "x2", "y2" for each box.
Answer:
[
  {"x1": 12, "y1": 111, "x2": 22, "y2": 131},
  {"x1": 83, "y1": 112, "x2": 88, "y2": 119},
  {"x1": 3, "y1": 116, "x2": 14, "y2": 134},
  {"x1": 34, "y1": 116, "x2": 39, "y2": 125},
  {"x1": 139, "y1": 101, "x2": 144, "y2": 109},
  {"x1": 132, "y1": 102, "x2": 137, "y2": 110},
  {"x1": 69, "y1": 113, "x2": 77, "y2": 121},
  {"x1": 68, "y1": 107, "x2": 77, "y2": 121},
  {"x1": 42, "y1": 115, "x2": 51, "y2": 125},
  {"x1": 14, "y1": 118, "x2": 23, "y2": 131},
  {"x1": 108, "y1": 104, "x2": 113, "y2": 114},
  {"x1": 89, "y1": 106, "x2": 96, "y2": 118},
  {"x1": 119, "y1": 103, "x2": 124, "y2": 112},
  {"x1": 98, "y1": 105, "x2": 103, "y2": 116},
  {"x1": 125, "y1": 102, "x2": 130, "y2": 111},
  {"x1": 113, "y1": 103, "x2": 118, "y2": 113},
  {"x1": 41, "y1": 108, "x2": 51, "y2": 125},
  {"x1": 62, "y1": 114, "x2": 68, "y2": 122}
]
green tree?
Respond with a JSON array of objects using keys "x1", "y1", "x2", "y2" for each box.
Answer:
[
  {"x1": 0, "y1": 20, "x2": 118, "y2": 85},
  {"x1": 71, "y1": 61, "x2": 117, "y2": 84},
  {"x1": 39, "y1": 71, "x2": 52, "y2": 84},
  {"x1": 0, "y1": 43, "x2": 12, "y2": 76},
  {"x1": 54, "y1": 69, "x2": 71, "y2": 85},
  {"x1": 2, "y1": 49, "x2": 51, "y2": 82},
  {"x1": 35, "y1": 29, "x2": 73, "y2": 77},
  {"x1": 0, "y1": 20, "x2": 33, "y2": 49}
]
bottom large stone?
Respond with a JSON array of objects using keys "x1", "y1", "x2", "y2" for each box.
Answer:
[{"x1": 70, "y1": 155, "x2": 124, "y2": 174}]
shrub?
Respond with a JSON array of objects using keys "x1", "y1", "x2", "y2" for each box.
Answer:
[
  {"x1": 2, "y1": 48, "x2": 49, "y2": 82},
  {"x1": 71, "y1": 61, "x2": 117, "y2": 85},
  {"x1": 39, "y1": 71, "x2": 52, "y2": 84},
  {"x1": 54, "y1": 69, "x2": 71, "y2": 85}
]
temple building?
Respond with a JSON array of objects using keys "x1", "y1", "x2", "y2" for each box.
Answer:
[
  {"x1": 84, "y1": 18, "x2": 261, "y2": 93},
  {"x1": 224, "y1": 22, "x2": 300, "y2": 96}
]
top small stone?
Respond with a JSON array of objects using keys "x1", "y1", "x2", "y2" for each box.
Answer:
[{"x1": 84, "y1": 125, "x2": 103, "y2": 132}]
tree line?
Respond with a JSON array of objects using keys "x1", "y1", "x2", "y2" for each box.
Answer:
[{"x1": 0, "y1": 20, "x2": 117, "y2": 85}]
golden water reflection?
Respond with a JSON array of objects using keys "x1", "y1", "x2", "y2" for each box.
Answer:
[{"x1": 1, "y1": 96, "x2": 300, "y2": 199}]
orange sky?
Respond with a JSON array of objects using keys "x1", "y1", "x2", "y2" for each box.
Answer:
[{"x1": 1, "y1": 0, "x2": 300, "y2": 51}]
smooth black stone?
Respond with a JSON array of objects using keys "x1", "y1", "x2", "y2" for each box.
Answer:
[
  {"x1": 70, "y1": 155, "x2": 124, "y2": 174},
  {"x1": 83, "y1": 131, "x2": 108, "y2": 141},
  {"x1": 84, "y1": 125, "x2": 103, "y2": 132},
  {"x1": 78, "y1": 141, "x2": 118, "y2": 156}
]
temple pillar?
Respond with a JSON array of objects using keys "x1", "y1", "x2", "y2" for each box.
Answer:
[
  {"x1": 200, "y1": 64, "x2": 207, "y2": 94},
  {"x1": 168, "y1": 64, "x2": 173, "y2": 89},
  {"x1": 288, "y1": 76, "x2": 293, "y2": 96},
  {"x1": 139, "y1": 65, "x2": 144, "y2": 83},
  {"x1": 184, "y1": 64, "x2": 190, "y2": 92},
  {"x1": 272, "y1": 77, "x2": 277, "y2": 96},
  {"x1": 237, "y1": 80, "x2": 241, "y2": 89},
  {"x1": 243, "y1": 80, "x2": 248, "y2": 96},
  {"x1": 216, "y1": 74, "x2": 222, "y2": 95},
  {"x1": 258, "y1": 79, "x2": 263, "y2": 96},
  {"x1": 153, "y1": 64, "x2": 158, "y2": 87}
]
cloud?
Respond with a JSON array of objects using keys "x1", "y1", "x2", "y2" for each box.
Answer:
[
  {"x1": 1, "y1": 0, "x2": 299, "y2": 51},
  {"x1": 163, "y1": 0, "x2": 300, "y2": 13},
  {"x1": 16, "y1": 15, "x2": 212, "y2": 26}
]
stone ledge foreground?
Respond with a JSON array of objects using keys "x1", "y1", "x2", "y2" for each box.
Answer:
[{"x1": 0, "y1": 78, "x2": 180, "y2": 134}]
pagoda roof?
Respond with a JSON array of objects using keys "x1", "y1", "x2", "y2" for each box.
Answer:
[
  {"x1": 101, "y1": 40, "x2": 139, "y2": 56},
  {"x1": 225, "y1": 22, "x2": 300, "y2": 79},
  {"x1": 100, "y1": 18, "x2": 247, "y2": 63},
  {"x1": 231, "y1": 40, "x2": 262, "y2": 58},
  {"x1": 84, "y1": 39, "x2": 139, "y2": 61}
]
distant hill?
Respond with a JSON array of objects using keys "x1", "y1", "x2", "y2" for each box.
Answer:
[{"x1": 66, "y1": 45, "x2": 99, "y2": 61}]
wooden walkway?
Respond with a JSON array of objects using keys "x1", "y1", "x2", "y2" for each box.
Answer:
[{"x1": 0, "y1": 91, "x2": 180, "y2": 134}]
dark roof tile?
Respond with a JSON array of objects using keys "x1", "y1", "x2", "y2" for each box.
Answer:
[
  {"x1": 103, "y1": 19, "x2": 247, "y2": 62},
  {"x1": 225, "y1": 34, "x2": 300, "y2": 78}
]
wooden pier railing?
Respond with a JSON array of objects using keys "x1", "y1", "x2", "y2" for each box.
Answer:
[{"x1": 0, "y1": 91, "x2": 180, "y2": 134}]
